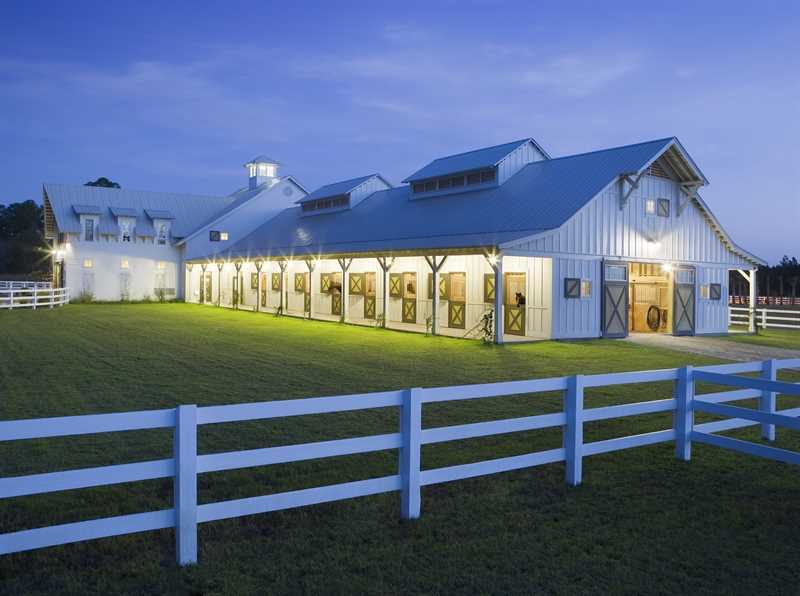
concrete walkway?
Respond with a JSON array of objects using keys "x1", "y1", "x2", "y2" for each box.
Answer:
[{"x1": 625, "y1": 333, "x2": 800, "y2": 362}]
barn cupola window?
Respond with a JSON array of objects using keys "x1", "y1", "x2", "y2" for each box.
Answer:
[
  {"x1": 297, "y1": 174, "x2": 391, "y2": 217},
  {"x1": 410, "y1": 168, "x2": 497, "y2": 195},
  {"x1": 244, "y1": 155, "x2": 280, "y2": 190}
]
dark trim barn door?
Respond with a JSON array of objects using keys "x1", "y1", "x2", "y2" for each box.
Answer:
[
  {"x1": 673, "y1": 267, "x2": 696, "y2": 336},
  {"x1": 402, "y1": 272, "x2": 417, "y2": 324},
  {"x1": 503, "y1": 272, "x2": 526, "y2": 336},
  {"x1": 602, "y1": 262, "x2": 628, "y2": 338},
  {"x1": 364, "y1": 272, "x2": 376, "y2": 319},
  {"x1": 447, "y1": 272, "x2": 466, "y2": 329}
]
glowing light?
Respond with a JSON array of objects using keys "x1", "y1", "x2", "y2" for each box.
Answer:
[
  {"x1": 487, "y1": 253, "x2": 498, "y2": 266},
  {"x1": 661, "y1": 263, "x2": 673, "y2": 273}
]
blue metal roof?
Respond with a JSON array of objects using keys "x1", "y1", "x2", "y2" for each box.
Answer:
[
  {"x1": 45, "y1": 184, "x2": 232, "y2": 237},
  {"x1": 72, "y1": 204, "x2": 102, "y2": 215},
  {"x1": 403, "y1": 139, "x2": 539, "y2": 183},
  {"x1": 244, "y1": 155, "x2": 280, "y2": 165},
  {"x1": 222, "y1": 138, "x2": 675, "y2": 259},
  {"x1": 135, "y1": 218, "x2": 156, "y2": 237},
  {"x1": 109, "y1": 206, "x2": 138, "y2": 217},
  {"x1": 298, "y1": 174, "x2": 378, "y2": 203},
  {"x1": 145, "y1": 208, "x2": 175, "y2": 220}
]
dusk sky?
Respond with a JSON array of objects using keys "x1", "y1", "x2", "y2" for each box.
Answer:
[{"x1": 1, "y1": 1, "x2": 798, "y2": 263}]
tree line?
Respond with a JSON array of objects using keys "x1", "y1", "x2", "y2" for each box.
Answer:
[
  {"x1": 0, "y1": 178, "x2": 120, "y2": 278},
  {"x1": 729, "y1": 256, "x2": 800, "y2": 300}
]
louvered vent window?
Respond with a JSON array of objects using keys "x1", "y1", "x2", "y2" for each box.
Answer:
[
  {"x1": 412, "y1": 168, "x2": 496, "y2": 194},
  {"x1": 648, "y1": 161, "x2": 670, "y2": 179}
]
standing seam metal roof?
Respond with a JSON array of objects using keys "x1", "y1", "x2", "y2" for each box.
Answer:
[{"x1": 221, "y1": 138, "x2": 676, "y2": 259}]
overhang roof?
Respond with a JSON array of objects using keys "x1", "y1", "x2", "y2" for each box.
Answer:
[
  {"x1": 145, "y1": 208, "x2": 175, "y2": 220},
  {"x1": 109, "y1": 206, "x2": 138, "y2": 217}
]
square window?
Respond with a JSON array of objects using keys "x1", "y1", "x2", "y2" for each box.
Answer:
[
  {"x1": 121, "y1": 259, "x2": 129, "y2": 269},
  {"x1": 466, "y1": 172, "x2": 481, "y2": 185},
  {"x1": 84, "y1": 219, "x2": 95, "y2": 242},
  {"x1": 438, "y1": 178, "x2": 451, "y2": 189},
  {"x1": 209, "y1": 231, "x2": 221, "y2": 242},
  {"x1": 604, "y1": 264, "x2": 627, "y2": 282},
  {"x1": 424, "y1": 181, "x2": 436, "y2": 192},
  {"x1": 581, "y1": 280, "x2": 592, "y2": 298},
  {"x1": 412, "y1": 183, "x2": 424, "y2": 193},
  {"x1": 83, "y1": 259, "x2": 93, "y2": 268},
  {"x1": 220, "y1": 232, "x2": 229, "y2": 241},
  {"x1": 564, "y1": 277, "x2": 581, "y2": 299},
  {"x1": 157, "y1": 261, "x2": 166, "y2": 270},
  {"x1": 451, "y1": 176, "x2": 464, "y2": 187},
  {"x1": 709, "y1": 283, "x2": 722, "y2": 300},
  {"x1": 657, "y1": 198, "x2": 670, "y2": 217},
  {"x1": 645, "y1": 199, "x2": 656, "y2": 215},
  {"x1": 481, "y1": 170, "x2": 496, "y2": 183}
]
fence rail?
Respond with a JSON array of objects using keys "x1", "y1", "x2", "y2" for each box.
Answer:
[
  {"x1": 729, "y1": 306, "x2": 800, "y2": 330},
  {"x1": 2, "y1": 358, "x2": 800, "y2": 564},
  {"x1": 0, "y1": 287, "x2": 69, "y2": 310},
  {"x1": 730, "y1": 295, "x2": 800, "y2": 306}
]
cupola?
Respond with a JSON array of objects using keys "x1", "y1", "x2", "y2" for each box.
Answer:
[{"x1": 244, "y1": 155, "x2": 280, "y2": 190}]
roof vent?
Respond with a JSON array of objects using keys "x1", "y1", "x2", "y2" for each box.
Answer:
[{"x1": 244, "y1": 155, "x2": 280, "y2": 190}]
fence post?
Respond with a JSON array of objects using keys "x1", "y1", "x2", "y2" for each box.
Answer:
[
  {"x1": 761, "y1": 309, "x2": 767, "y2": 329},
  {"x1": 399, "y1": 387, "x2": 422, "y2": 520},
  {"x1": 32, "y1": 289, "x2": 37, "y2": 310},
  {"x1": 174, "y1": 404, "x2": 198, "y2": 565},
  {"x1": 9, "y1": 290, "x2": 13, "y2": 310},
  {"x1": 760, "y1": 359, "x2": 777, "y2": 442},
  {"x1": 675, "y1": 366, "x2": 694, "y2": 461},
  {"x1": 565, "y1": 375, "x2": 584, "y2": 486}
]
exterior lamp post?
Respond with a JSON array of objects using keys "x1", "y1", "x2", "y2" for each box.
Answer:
[{"x1": 216, "y1": 262, "x2": 224, "y2": 306}]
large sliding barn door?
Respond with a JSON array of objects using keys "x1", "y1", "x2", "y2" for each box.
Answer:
[
  {"x1": 602, "y1": 263, "x2": 628, "y2": 338},
  {"x1": 673, "y1": 268, "x2": 696, "y2": 336}
]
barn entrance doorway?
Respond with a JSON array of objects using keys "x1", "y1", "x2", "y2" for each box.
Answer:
[{"x1": 628, "y1": 262, "x2": 672, "y2": 334}]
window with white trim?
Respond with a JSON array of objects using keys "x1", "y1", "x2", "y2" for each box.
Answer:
[
  {"x1": 83, "y1": 218, "x2": 95, "y2": 242},
  {"x1": 645, "y1": 199, "x2": 656, "y2": 216},
  {"x1": 83, "y1": 259, "x2": 93, "y2": 268}
]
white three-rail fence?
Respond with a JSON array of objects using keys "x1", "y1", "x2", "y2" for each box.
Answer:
[{"x1": 1, "y1": 358, "x2": 800, "y2": 565}]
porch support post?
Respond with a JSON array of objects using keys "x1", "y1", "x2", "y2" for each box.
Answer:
[
  {"x1": 277, "y1": 259, "x2": 288, "y2": 315},
  {"x1": 199, "y1": 264, "x2": 207, "y2": 304},
  {"x1": 233, "y1": 260, "x2": 243, "y2": 309},
  {"x1": 738, "y1": 268, "x2": 758, "y2": 333},
  {"x1": 424, "y1": 256, "x2": 447, "y2": 336},
  {"x1": 337, "y1": 257, "x2": 352, "y2": 323},
  {"x1": 216, "y1": 262, "x2": 223, "y2": 306},
  {"x1": 484, "y1": 252, "x2": 504, "y2": 344},
  {"x1": 305, "y1": 258, "x2": 316, "y2": 319},
  {"x1": 377, "y1": 256, "x2": 395, "y2": 328},
  {"x1": 184, "y1": 263, "x2": 193, "y2": 304},
  {"x1": 254, "y1": 260, "x2": 263, "y2": 312}
]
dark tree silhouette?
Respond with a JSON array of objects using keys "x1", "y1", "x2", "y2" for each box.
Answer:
[
  {"x1": 0, "y1": 200, "x2": 48, "y2": 276},
  {"x1": 85, "y1": 177, "x2": 121, "y2": 188}
]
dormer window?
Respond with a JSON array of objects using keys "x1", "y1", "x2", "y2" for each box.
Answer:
[
  {"x1": 157, "y1": 224, "x2": 168, "y2": 245},
  {"x1": 83, "y1": 218, "x2": 95, "y2": 242},
  {"x1": 411, "y1": 168, "x2": 497, "y2": 195},
  {"x1": 301, "y1": 195, "x2": 350, "y2": 213},
  {"x1": 120, "y1": 220, "x2": 132, "y2": 242}
]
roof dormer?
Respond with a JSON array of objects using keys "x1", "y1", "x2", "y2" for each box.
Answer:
[
  {"x1": 297, "y1": 174, "x2": 391, "y2": 216},
  {"x1": 403, "y1": 138, "x2": 549, "y2": 199},
  {"x1": 245, "y1": 155, "x2": 280, "y2": 190}
]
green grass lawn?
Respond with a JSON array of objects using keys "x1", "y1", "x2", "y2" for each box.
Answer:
[
  {"x1": 725, "y1": 327, "x2": 800, "y2": 351},
  {"x1": 2, "y1": 304, "x2": 800, "y2": 595}
]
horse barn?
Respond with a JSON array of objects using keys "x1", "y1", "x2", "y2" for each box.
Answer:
[{"x1": 45, "y1": 137, "x2": 764, "y2": 342}]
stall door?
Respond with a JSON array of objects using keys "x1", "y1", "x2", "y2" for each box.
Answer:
[
  {"x1": 503, "y1": 273, "x2": 526, "y2": 336},
  {"x1": 364, "y1": 272, "x2": 376, "y2": 319},
  {"x1": 330, "y1": 272, "x2": 342, "y2": 316},
  {"x1": 402, "y1": 272, "x2": 417, "y2": 323},
  {"x1": 448, "y1": 272, "x2": 466, "y2": 329},
  {"x1": 602, "y1": 263, "x2": 628, "y2": 338},
  {"x1": 260, "y1": 273, "x2": 267, "y2": 307},
  {"x1": 673, "y1": 268, "x2": 696, "y2": 336},
  {"x1": 303, "y1": 272, "x2": 311, "y2": 313},
  {"x1": 232, "y1": 275, "x2": 239, "y2": 306}
]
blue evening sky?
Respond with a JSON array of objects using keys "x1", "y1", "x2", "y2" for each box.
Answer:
[{"x1": 1, "y1": 1, "x2": 798, "y2": 263}]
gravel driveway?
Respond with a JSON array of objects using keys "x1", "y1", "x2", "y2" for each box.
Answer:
[{"x1": 625, "y1": 332, "x2": 800, "y2": 362}]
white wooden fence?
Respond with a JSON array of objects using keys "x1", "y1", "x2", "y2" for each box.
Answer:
[
  {"x1": 729, "y1": 306, "x2": 800, "y2": 330},
  {"x1": 0, "y1": 286, "x2": 69, "y2": 310},
  {"x1": 1, "y1": 358, "x2": 800, "y2": 565}
]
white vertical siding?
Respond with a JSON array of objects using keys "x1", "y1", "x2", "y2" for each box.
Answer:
[
  {"x1": 350, "y1": 176, "x2": 391, "y2": 208},
  {"x1": 511, "y1": 174, "x2": 750, "y2": 267},
  {"x1": 497, "y1": 141, "x2": 547, "y2": 185},
  {"x1": 551, "y1": 258, "x2": 601, "y2": 339}
]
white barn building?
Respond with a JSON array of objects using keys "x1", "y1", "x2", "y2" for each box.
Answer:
[{"x1": 44, "y1": 137, "x2": 764, "y2": 342}]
